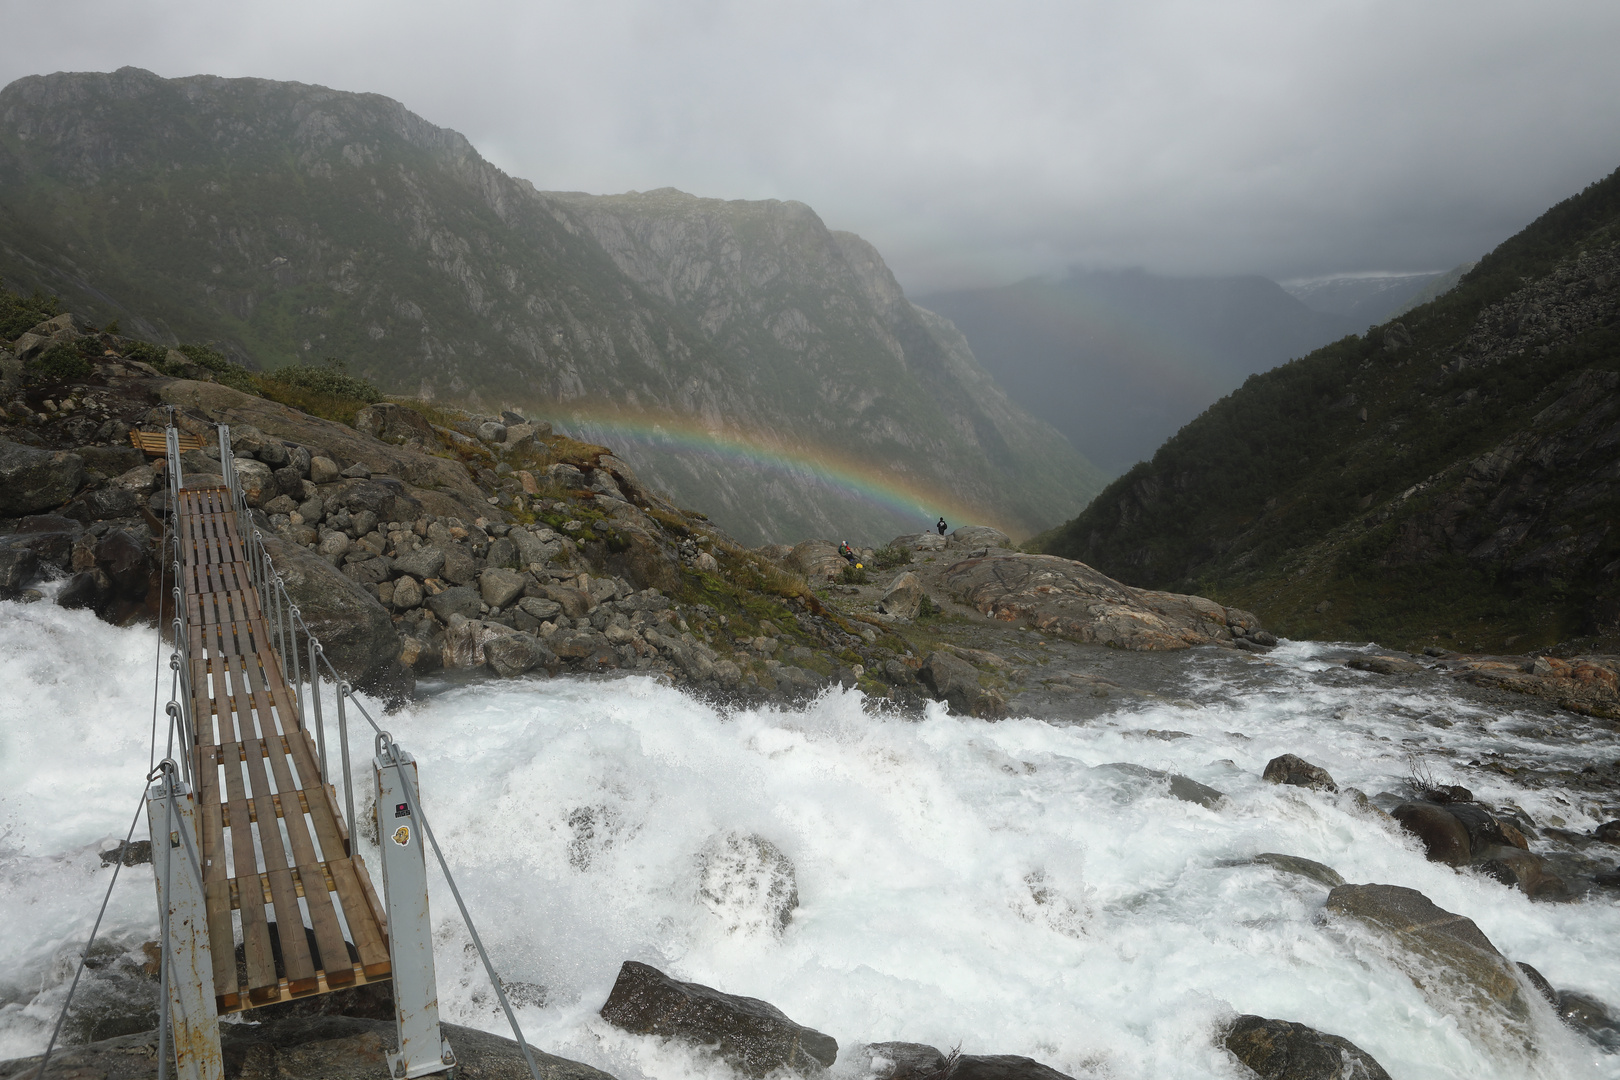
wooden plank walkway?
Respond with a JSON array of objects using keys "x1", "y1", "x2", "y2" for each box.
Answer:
[{"x1": 177, "y1": 487, "x2": 392, "y2": 1013}]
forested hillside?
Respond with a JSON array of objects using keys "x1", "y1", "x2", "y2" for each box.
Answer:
[{"x1": 1038, "y1": 167, "x2": 1620, "y2": 654}]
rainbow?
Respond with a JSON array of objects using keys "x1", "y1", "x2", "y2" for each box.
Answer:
[{"x1": 534, "y1": 402, "x2": 1014, "y2": 535}]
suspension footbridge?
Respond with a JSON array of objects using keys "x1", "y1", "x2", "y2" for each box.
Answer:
[{"x1": 32, "y1": 419, "x2": 541, "y2": 1080}]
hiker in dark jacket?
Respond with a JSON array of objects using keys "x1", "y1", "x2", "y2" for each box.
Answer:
[{"x1": 937, "y1": 517, "x2": 948, "y2": 536}]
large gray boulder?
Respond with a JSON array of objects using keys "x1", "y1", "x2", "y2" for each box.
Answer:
[
  {"x1": 0, "y1": 438, "x2": 85, "y2": 515},
  {"x1": 1325, "y1": 884, "x2": 1534, "y2": 1042},
  {"x1": 599, "y1": 961, "x2": 836, "y2": 1078},
  {"x1": 918, "y1": 650, "x2": 1006, "y2": 718},
  {"x1": 259, "y1": 536, "x2": 411, "y2": 703},
  {"x1": 484, "y1": 632, "x2": 553, "y2": 677},
  {"x1": 479, "y1": 567, "x2": 527, "y2": 609},
  {"x1": 878, "y1": 571, "x2": 924, "y2": 619},
  {"x1": 1222, "y1": 1014, "x2": 1392, "y2": 1080}
]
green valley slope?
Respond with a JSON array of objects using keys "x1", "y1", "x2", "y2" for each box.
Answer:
[
  {"x1": 0, "y1": 67, "x2": 1104, "y2": 546},
  {"x1": 1039, "y1": 167, "x2": 1620, "y2": 654}
]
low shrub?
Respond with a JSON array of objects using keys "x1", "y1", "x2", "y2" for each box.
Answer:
[
  {"x1": 26, "y1": 341, "x2": 94, "y2": 383},
  {"x1": 873, "y1": 545, "x2": 912, "y2": 570},
  {"x1": 840, "y1": 564, "x2": 868, "y2": 585}
]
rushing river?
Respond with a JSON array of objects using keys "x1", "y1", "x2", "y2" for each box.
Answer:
[{"x1": 2, "y1": 598, "x2": 1618, "y2": 1079}]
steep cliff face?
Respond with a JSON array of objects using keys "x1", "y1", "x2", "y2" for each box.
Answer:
[
  {"x1": 1039, "y1": 167, "x2": 1620, "y2": 654},
  {"x1": 0, "y1": 68, "x2": 1103, "y2": 546},
  {"x1": 545, "y1": 190, "x2": 1104, "y2": 539}
]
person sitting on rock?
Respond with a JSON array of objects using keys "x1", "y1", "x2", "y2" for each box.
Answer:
[
  {"x1": 839, "y1": 540, "x2": 858, "y2": 564},
  {"x1": 937, "y1": 517, "x2": 948, "y2": 535}
]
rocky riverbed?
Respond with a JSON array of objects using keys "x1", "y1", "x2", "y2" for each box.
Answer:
[{"x1": 4, "y1": 313, "x2": 1620, "y2": 1079}]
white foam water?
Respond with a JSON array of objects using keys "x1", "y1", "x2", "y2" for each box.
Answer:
[{"x1": 2, "y1": 599, "x2": 1618, "y2": 1078}]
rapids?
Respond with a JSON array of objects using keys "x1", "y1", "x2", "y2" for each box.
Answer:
[{"x1": 1, "y1": 598, "x2": 1617, "y2": 1078}]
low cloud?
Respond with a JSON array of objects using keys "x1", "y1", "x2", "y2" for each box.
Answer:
[{"x1": 6, "y1": 0, "x2": 1619, "y2": 291}]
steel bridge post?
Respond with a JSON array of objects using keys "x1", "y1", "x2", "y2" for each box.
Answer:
[
  {"x1": 147, "y1": 776, "x2": 223, "y2": 1080},
  {"x1": 374, "y1": 741, "x2": 454, "y2": 1079}
]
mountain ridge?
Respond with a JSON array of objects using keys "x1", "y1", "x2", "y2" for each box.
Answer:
[{"x1": 0, "y1": 67, "x2": 1104, "y2": 546}]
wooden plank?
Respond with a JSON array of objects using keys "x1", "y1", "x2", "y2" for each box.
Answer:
[
  {"x1": 328, "y1": 858, "x2": 391, "y2": 976},
  {"x1": 226, "y1": 797, "x2": 277, "y2": 1000}
]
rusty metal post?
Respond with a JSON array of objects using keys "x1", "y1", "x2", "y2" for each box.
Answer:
[
  {"x1": 147, "y1": 776, "x2": 223, "y2": 1080},
  {"x1": 374, "y1": 740, "x2": 454, "y2": 1078}
]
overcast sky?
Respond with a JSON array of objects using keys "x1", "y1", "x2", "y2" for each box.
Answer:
[{"x1": 3, "y1": 0, "x2": 1618, "y2": 292}]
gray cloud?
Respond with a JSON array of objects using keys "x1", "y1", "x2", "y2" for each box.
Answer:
[{"x1": 4, "y1": 0, "x2": 1619, "y2": 291}]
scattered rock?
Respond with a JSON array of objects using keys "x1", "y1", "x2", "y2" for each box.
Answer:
[
  {"x1": 1557, "y1": 990, "x2": 1620, "y2": 1051},
  {"x1": 1262, "y1": 754, "x2": 1337, "y2": 792},
  {"x1": 1222, "y1": 1014, "x2": 1392, "y2": 1080},
  {"x1": 952, "y1": 1055, "x2": 1076, "y2": 1080},
  {"x1": 479, "y1": 567, "x2": 527, "y2": 609},
  {"x1": 0, "y1": 1015, "x2": 618, "y2": 1080},
  {"x1": 309, "y1": 455, "x2": 341, "y2": 484},
  {"x1": 259, "y1": 536, "x2": 411, "y2": 703},
  {"x1": 1094, "y1": 762, "x2": 1225, "y2": 809},
  {"x1": 354, "y1": 402, "x2": 435, "y2": 446},
  {"x1": 598, "y1": 960, "x2": 837, "y2": 1077}
]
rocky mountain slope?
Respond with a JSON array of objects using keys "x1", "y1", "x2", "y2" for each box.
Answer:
[
  {"x1": 1036, "y1": 166, "x2": 1620, "y2": 655},
  {"x1": 918, "y1": 269, "x2": 1355, "y2": 473},
  {"x1": 0, "y1": 67, "x2": 1103, "y2": 546}
]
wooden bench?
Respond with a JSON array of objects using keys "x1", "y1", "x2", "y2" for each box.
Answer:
[{"x1": 131, "y1": 429, "x2": 204, "y2": 457}]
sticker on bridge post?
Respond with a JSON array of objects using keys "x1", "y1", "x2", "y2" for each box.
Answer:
[{"x1": 374, "y1": 745, "x2": 454, "y2": 1079}]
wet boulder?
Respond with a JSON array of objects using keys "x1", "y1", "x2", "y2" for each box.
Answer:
[
  {"x1": 1325, "y1": 883, "x2": 1533, "y2": 1038},
  {"x1": 0, "y1": 438, "x2": 85, "y2": 514},
  {"x1": 1262, "y1": 754, "x2": 1337, "y2": 792},
  {"x1": 599, "y1": 960, "x2": 837, "y2": 1077},
  {"x1": 1391, "y1": 802, "x2": 1472, "y2": 866},
  {"x1": 1094, "y1": 762, "x2": 1225, "y2": 809},
  {"x1": 698, "y1": 834, "x2": 799, "y2": 935},
  {"x1": 1250, "y1": 853, "x2": 1345, "y2": 889},
  {"x1": 0, "y1": 543, "x2": 40, "y2": 599},
  {"x1": 862, "y1": 1042, "x2": 949, "y2": 1079},
  {"x1": 952, "y1": 1056, "x2": 1076, "y2": 1080},
  {"x1": 1222, "y1": 1014, "x2": 1392, "y2": 1080}
]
